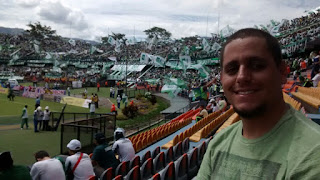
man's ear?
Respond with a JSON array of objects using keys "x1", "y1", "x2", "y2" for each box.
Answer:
[{"x1": 279, "y1": 61, "x2": 287, "y2": 84}]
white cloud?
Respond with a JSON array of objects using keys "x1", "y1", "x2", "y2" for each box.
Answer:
[
  {"x1": 15, "y1": 0, "x2": 40, "y2": 8},
  {"x1": 37, "y1": 1, "x2": 88, "y2": 31},
  {"x1": 0, "y1": 0, "x2": 319, "y2": 40}
]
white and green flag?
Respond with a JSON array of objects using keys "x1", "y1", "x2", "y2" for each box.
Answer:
[
  {"x1": 154, "y1": 56, "x2": 166, "y2": 67},
  {"x1": 68, "y1": 39, "x2": 76, "y2": 46},
  {"x1": 90, "y1": 46, "x2": 97, "y2": 54},
  {"x1": 179, "y1": 55, "x2": 191, "y2": 70},
  {"x1": 107, "y1": 36, "x2": 116, "y2": 45},
  {"x1": 202, "y1": 38, "x2": 211, "y2": 53},
  {"x1": 220, "y1": 25, "x2": 235, "y2": 38},
  {"x1": 34, "y1": 44, "x2": 40, "y2": 53},
  {"x1": 126, "y1": 37, "x2": 137, "y2": 45},
  {"x1": 115, "y1": 41, "x2": 121, "y2": 52},
  {"x1": 45, "y1": 52, "x2": 52, "y2": 60},
  {"x1": 147, "y1": 36, "x2": 157, "y2": 50},
  {"x1": 190, "y1": 64, "x2": 210, "y2": 78},
  {"x1": 211, "y1": 42, "x2": 221, "y2": 52},
  {"x1": 140, "y1": 53, "x2": 149, "y2": 64}
]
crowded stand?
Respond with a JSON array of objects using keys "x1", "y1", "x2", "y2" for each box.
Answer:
[{"x1": 1, "y1": 7, "x2": 320, "y2": 180}]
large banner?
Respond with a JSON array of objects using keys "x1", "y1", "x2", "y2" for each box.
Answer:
[
  {"x1": 22, "y1": 87, "x2": 66, "y2": 98},
  {"x1": 0, "y1": 87, "x2": 8, "y2": 94},
  {"x1": 60, "y1": 96, "x2": 91, "y2": 108}
]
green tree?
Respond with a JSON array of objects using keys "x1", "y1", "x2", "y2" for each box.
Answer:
[
  {"x1": 143, "y1": 26, "x2": 171, "y2": 39},
  {"x1": 25, "y1": 22, "x2": 57, "y2": 40},
  {"x1": 101, "y1": 32, "x2": 126, "y2": 44}
]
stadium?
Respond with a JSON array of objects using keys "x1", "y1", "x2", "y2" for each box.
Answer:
[{"x1": 0, "y1": 1, "x2": 320, "y2": 180}]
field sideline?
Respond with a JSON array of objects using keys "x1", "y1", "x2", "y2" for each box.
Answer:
[{"x1": 0, "y1": 87, "x2": 169, "y2": 165}]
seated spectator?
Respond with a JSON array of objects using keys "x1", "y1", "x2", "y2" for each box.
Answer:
[
  {"x1": 312, "y1": 70, "x2": 320, "y2": 87},
  {"x1": 91, "y1": 133, "x2": 119, "y2": 177},
  {"x1": 65, "y1": 139, "x2": 95, "y2": 180},
  {"x1": 0, "y1": 151, "x2": 32, "y2": 180},
  {"x1": 30, "y1": 150, "x2": 65, "y2": 180},
  {"x1": 196, "y1": 104, "x2": 208, "y2": 122},
  {"x1": 206, "y1": 99, "x2": 219, "y2": 114},
  {"x1": 112, "y1": 128, "x2": 135, "y2": 162},
  {"x1": 218, "y1": 96, "x2": 227, "y2": 111}
]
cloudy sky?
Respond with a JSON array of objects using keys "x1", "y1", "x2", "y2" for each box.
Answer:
[{"x1": 0, "y1": 0, "x2": 319, "y2": 41}]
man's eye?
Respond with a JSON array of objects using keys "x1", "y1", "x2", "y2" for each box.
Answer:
[
  {"x1": 251, "y1": 63, "x2": 266, "y2": 70},
  {"x1": 225, "y1": 66, "x2": 238, "y2": 75}
]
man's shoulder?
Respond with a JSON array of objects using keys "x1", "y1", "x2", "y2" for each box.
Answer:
[
  {"x1": 290, "y1": 109, "x2": 320, "y2": 141},
  {"x1": 209, "y1": 121, "x2": 241, "y2": 147}
]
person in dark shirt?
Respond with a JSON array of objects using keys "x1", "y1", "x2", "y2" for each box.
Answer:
[
  {"x1": 0, "y1": 151, "x2": 31, "y2": 180},
  {"x1": 91, "y1": 132, "x2": 119, "y2": 177}
]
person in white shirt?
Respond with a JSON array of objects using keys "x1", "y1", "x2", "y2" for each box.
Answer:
[
  {"x1": 21, "y1": 105, "x2": 29, "y2": 130},
  {"x1": 42, "y1": 106, "x2": 50, "y2": 131},
  {"x1": 30, "y1": 150, "x2": 65, "y2": 180},
  {"x1": 65, "y1": 139, "x2": 94, "y2": 180},
  {"x1": 116, "y1": 95, "x2": 121, "y2": 109},
  {"x1": 112, "y1": 128, "x2": 135, "y2": 162},
  {"x1": 312, "y1": 70, "x2": 320, "y2": 87}
]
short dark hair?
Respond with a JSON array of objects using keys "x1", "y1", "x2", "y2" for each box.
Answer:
[
  {"x1": 25, "y1": 105, "x2": 28, "y2": 108},
  {"x1": 34, "y1": 150, "x2": 49, "y2": 160},
  {"x1": 220, "y1": 28, "x2": 282, "y2": 68},
  {"x1": 0, "y1": 151, "x2": 13, "y2": 170},
  {"x1": 94, "y1": 132, "x2": 106, "y2": 144}
]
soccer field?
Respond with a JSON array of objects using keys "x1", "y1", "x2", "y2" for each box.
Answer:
[{"x1": 0, "y1": 87, "x2": 112, "y2": 166}]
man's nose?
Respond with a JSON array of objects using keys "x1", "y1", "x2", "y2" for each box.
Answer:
[{"x1": 236, "y1": 66, "x2": 251, "y2": 83}]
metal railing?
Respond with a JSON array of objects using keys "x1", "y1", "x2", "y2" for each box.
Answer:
[{"x1": 60, "y1": 114, "x2": 116, "y2": 154}]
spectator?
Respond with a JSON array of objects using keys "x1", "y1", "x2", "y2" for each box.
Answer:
[
  {"x1": 65, "y1": 139, "x2": 95, "y2": 180},
  {"x1": 0, "y1": 151, "x2": 32, "y2": 180},
  {"x1": 196, "y1": 104, "x2": 208, "y2": 122},
  {"x1": 33, "y1": 106, "x2": 43, "y2": 133},
  {"x1": 217, "y1": 96, "x2": 227, "y2": 111},
  {"x1": 94, "y1": 94, "x2": 99, "y2": 109},
  {"x1": 42, "y1": 106, "x2": 50, "y2": 131},
  {"x1": 30, "y1": 150, "x2": 65, "y2": 180},
  {"x1": 89, "y1": 102, "x2": 95, "y2": 115},
  {"x1": 67, "y1": 87, "x2": 71, "y2": 96},
  {"x1": 35, "y1": 97, "x2": 40, "y2": 110},
  {"x1": 110, "y1": 104, "x2": 117, "y2": 115},
  {"x1": 116, "y1": 95, "x2": 121, "y2": 109},
  {"x1": 197, "y1": 28, "x2": 320, "y2": 179},
  {"x1": 312, "y1": 70, "x2": 320, "y2": 87},
  {"x1": 91, "y1": 133, "x2": 119, "y2": 176},
  {"x1": 206, "y1": 99, "x2": 218, "y2": 114},
  {"x1": 112, "y1": 128, "x2": 135, "y2": 162},
  {"x1": 21, "y1": 105, "x2": 29, "y2": 130},
  {"x1": 97, "y1": 82, "x2": 100, "y2": 92}
]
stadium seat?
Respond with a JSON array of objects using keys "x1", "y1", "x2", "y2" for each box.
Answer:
[
  {"x1": 125, "y1": 165, "x2": 141, "y2": 180},
  {"x1": 174, "y1": 153, "x2": 188, "y2": 180},
  {"x1": 173, "y1": 141, "x2": 183, "y2": 161},
  {"x1": 165, "y1": 146, "x2": 174, "y2": 165},
  {"x1": 158, "y1": 161, "x2": 175, "y2": 180},
  {"x1": 100, "y1": 167, "x2": 114, "y2": 180},
  {"x1": 141, "y1": 150, "x2": 151, "y2": 165},
  {"x1": 187, "y1": 147, "x2": 198, "y2": 179},
  {"x1": 182, "y1": 137, "x2": 190, "y2": 153},
  {"x1": 113, "y1": 175, "x2": 123, "y2": 180},
  {"x1": 153, "y1": 152, "x2": 166, "y2": 172},
  {"x1": 140, "y1": 158, "x2": 154, "y2": 180},
  {"x1": 150, "y1": 173, "x2": 160, "y2": 180},
  {"x1": 88, "y1": 175, "x2": 95, "y2": 180},
  {"x1": 197, "y1": 141, "x2": 206, "y2": 165},
  {"x1": 130, "y1": 156, "x2": 140, "y2": 170},
  {"x1": 204, "y1": 136, "x2": 213, "y2": 150},
  {"x1": 115, "y1": 161, "x2": 130, "y2": 177},
  {"x1": 152, "y1": 146, "x2": 161, "y2": 159}
]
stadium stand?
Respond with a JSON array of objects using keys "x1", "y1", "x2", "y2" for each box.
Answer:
[{"x1": 292, "y1": 86, "x2": 320, "y2": 113}]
